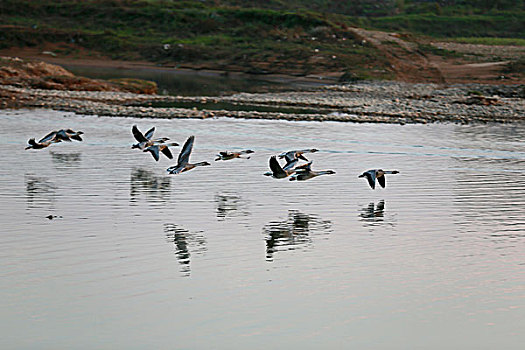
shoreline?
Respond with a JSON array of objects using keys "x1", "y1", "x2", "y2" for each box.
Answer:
[{"x1": 1, "y1": 81, "x2": 523, "y2": 125}]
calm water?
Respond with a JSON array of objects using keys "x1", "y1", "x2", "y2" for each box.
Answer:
[
  {"x1": 64, "y1": 64, "x2": 326, "y2": 96},
  {"x1": 1, "y1": 109, "x2": 524, "y2": 349}
]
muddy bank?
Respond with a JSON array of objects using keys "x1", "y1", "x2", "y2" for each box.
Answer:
[
  {"x1": 1, "y1": 81, "x2": 523, "y2": 124},
  {"x1": 0, "y1": 56, "x2": 157, "y2": 96}
]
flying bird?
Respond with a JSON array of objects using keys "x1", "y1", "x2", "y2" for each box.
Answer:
[
  {"x1": 25, "y1": 131, "x2": 62, "y2": 150},
  {"x1": 289, "y1": 162, "x2": 335, "y2": 181},
  {"x1": 143, "y1": 143, "x2": 179, "y2": 161},
  {"x1": 131, "y1": 125, "x2": 169, "y2": 150},
  {"x1": 358, "y1": 169, "x2": 399, "y2": 189},
  {"x1": 166, "y1": 136, "x2": 210, "y2": 174},
  {"x1": 265, "y1": 156, "x2": 297, "y2": 179},
  {"x1": 278, "y1": 149, "x2": 318, "y2": 163},
  {"x1": 215, "y1": 150, "x2": 254, "y2": 161}
]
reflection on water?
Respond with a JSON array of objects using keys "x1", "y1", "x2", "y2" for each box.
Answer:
[
  {"x1": 25, "y1": 175, "x2": 57, "y2": 209},
  {"x1": 130, "y1": 168, "x2": 171, "y2": 204},
  {"x1": 359, "y1": 200, "x2": 395, "y2": 228},
  {"x1": 215, "y1": 192, "x2": 250, "y2": 220},
  {"x1": 164, "y1": 223, "x2": 207, "y2": 277},
  {"x1": 2, "y1": 110, "x2": 525, "y2": 349},
  {"x1": 264, "y1": 210, "x2": 331, "y2": 262},
  {"x1": 49, "y1": 151, "x2": 82, "y2": 167}
]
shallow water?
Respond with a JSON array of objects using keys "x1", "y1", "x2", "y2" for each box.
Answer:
[
  {"x1": 1, "y1": 109, "x2": 524, "y2": 349},
  {"x1": 64, "y1": 64, "x2": 325, "y2": 96}
]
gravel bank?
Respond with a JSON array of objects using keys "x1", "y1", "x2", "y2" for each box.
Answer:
[{"x1": 1, "y1": 81, "x2": 523, "y2": 124}]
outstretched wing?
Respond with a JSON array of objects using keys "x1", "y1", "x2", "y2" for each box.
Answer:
[
  {"x1": 377, "y1": 175, "x2": 386, "y2": 188},
  {"x1": 283, "y1": 158, "x2": 298, "y2": 171},
  {"x1": 144, "y1": 127, "x2": 155, "y2": 140},
  {"x1": 146, "y1": 145, "x2": 160, "y2": 161},
  {"x1": 294, "y1": 161, "x2": 312, "y2": 173},
  {"x1": 161, "y1": 146, "x2": 174, "y2": 159},
  {"x1": 269, "y1": 156, "x2": 286, "y2": 177},
  {"x1": 297, "y1": 153, "x2": 309, "y2": 162},
  {"x1": 365, "y1": 171, "x2": 376, "y2": 189},
  {"x1": 39, "y1": 131, "x2": 57, "y2": 143},
  {"x1": 132, "y1": 125, "x2": 148, "y2": 143},
  {"x1": 55, "y1": 130, "x2": 72, "y2": 141},
  {"x1": 283, "y1": 151, "x2": 296, "y2": 163},
  {"x1": 177, "y1": 135, "x2": 194, "y2": 166}
]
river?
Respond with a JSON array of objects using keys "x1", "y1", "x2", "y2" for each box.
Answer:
[{"x1": 1, "y1": 109, "x2": 524, "y2": 349}]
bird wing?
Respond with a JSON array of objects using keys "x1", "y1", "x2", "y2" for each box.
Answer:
[
  {"x1": 283, "y1": 158, "x2": 298, "y2": 171},
  {"x1": 294, "y1": 161, "x2": 312, "y2": 172},
  {"x1": 298, "y1": 154, "x2": 309, "y2": 162},
  {"x1": 144, "y1": 127, "x2": 155, "y2": 140},
  {"x1": 219, "y1": 151, "x2": 230, "y2": 157},
  {"x1": 132, "y1": 125, "x2": 148, "y2": 143},
  {"x1": 177, "y1": 135, "x2": 194, "y2": 166},
  {"x1": 365, "y1": 171, "x2": 376, "y2": 189},
  {"x1": 39, "y1": 131, "x2": 57, "y2": 143},
  {"x1": 56, "y1": 130, "x2": 72, "y2": 141},
  {"x1": 161, "y1": 146, "x2": 174, "y2": 159},
  {"x1": 269, "y1": 156, "x2": 287, "y2": 177},
  {"x1": 283, "y1": 151, "x2": 296, "y2": 163},
  {"x1": 146, "y1": 145, "x2": 160, "y2": 161},
  {"x1": 377, "y1": 175, "x2": 386, "y2": 188}
]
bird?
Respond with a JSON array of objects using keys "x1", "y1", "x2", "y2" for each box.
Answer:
[
  {"x1": 215, "y1": 150, "x2": 254, "y2": 161},
  {"x1": 358, "y1": 169, "x2": 399, "y2": 189},
  {"x1": 264, "y1": 156, "x2": 297, "y2": 179},
  {"x1": 56, "y1": 129, "x2": 83, "y2": 142},
  {"x1": 131, "y1": 125, "x2": 169, "y2": 150},
  {"x1": 166, "y1": 136, "x2": 210, "y2": 174},
  {"x1": 25, "y1": 131, "x2": 62, "y2": 150},
  {"x1": 278, "y1": 149, "x2": 318, "y2": 163},
  {"x1": 289, "y1": 162, "x2": 335, "y2": 181},
  {"x1": 143, "y1": 143, "x2": 179, "y2": 161}
]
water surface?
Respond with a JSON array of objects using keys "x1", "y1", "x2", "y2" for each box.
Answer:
[
  {"x1": 64, "y1": 64, "x2": 326, "y2": 96},
  {"x1": 1, "y1": 110, "x2": 524, "y2": 349}
]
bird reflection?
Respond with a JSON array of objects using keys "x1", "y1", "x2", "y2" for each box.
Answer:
[
  {"x1": 215, "y1": 192, "x2": 250, "y2": 220},
  {"x1": 130, "y1": 168, "x2": 171, "y2": 203},
  {"x1": 359, "y1": 200, "x2": 395, "y2": 228},
  {"x1": 49, "y1": 151, "x2": 82, "y2": 166},
  {"x1": 164, "y1": 223, "x2": 207, "y2": 277},
  {"x1": 25, "y1": 175, "x2": 57, "y2": 209},
  {"x1": 264, "y1": 210, "x2": 331, "y2": 262}
]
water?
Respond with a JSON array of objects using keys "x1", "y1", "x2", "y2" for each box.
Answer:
[
  {"x1": 1, "y1": 109, "x2": 524, "y2": 349},
  {"x1": 63, "y1": 64, "x2": 327, "y2": 96}
]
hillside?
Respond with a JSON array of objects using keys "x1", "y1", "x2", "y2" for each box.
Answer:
[{"x1": 0, "y1": 0, "x2": 523, "y2": 83}]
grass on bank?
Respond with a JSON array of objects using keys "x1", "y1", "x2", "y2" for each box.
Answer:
[
  {"x1": 0, "y1": 0, "x2": 523, "y2": 79},
  {"x1": 450, "y1": 37, "x2": 525, "y2": 46}
]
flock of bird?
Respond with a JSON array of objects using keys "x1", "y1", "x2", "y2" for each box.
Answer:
[{"x1": 25, "y1": 125, "x2": 399, "y2": 189}]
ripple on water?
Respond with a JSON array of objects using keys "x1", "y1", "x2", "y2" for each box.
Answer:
[{"x1": 0, "y1": 109, "x2": 524, "y2": 349}]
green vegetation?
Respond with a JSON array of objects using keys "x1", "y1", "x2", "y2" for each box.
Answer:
[
  {"x1": 451, "y1": 37, "x2": 525, "y2": 46},
  {"x1": 0, "y1": 0, "x2": 523, "y2": 78}
]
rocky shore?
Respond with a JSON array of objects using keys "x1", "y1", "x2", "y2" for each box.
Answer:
[{"x1": 1, "y1": 80, "x2": 523, "y2": 125}]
